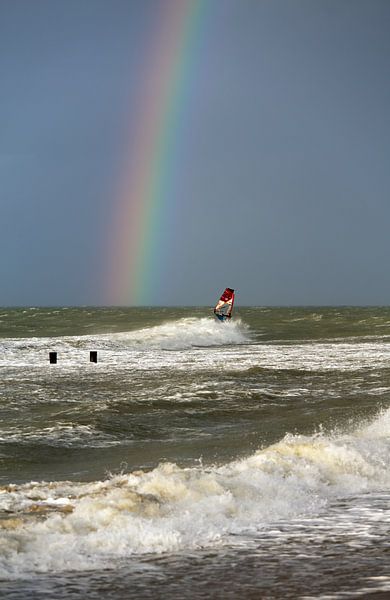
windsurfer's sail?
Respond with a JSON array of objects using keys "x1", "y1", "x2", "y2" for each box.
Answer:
[{"x1": 214, "y1": 288, "x2": 235, "y2": 322}]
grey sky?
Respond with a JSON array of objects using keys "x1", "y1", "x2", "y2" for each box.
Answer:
[{"x1": 1, "y1": 0, "x2": 389, "y2": 306}]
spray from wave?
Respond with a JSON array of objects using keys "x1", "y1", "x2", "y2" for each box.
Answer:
[{"x1": 111, "y1": 317, "x2": 250, "y2": 350}]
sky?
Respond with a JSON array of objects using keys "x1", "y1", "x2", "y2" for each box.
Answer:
[{"x1": 1, "y1": 0, "x2": 390, "y2": 306}]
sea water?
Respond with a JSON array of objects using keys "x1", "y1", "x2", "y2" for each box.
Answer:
[{"x1": 0, "y1": 307, "x2": 389, "y2": 599}]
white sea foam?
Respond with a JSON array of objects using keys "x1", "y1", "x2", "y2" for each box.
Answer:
[
  {"x1": 1, "y1": 317, "x2": 390, "y2": 374},
  {"x1": 0, "y1": 317, "x2": 249, "y2": 369},
  {"x1": 0, "y1": 424, "x2": 121, "y2": 448},
  {"x1": 1, "y1": 408, "x2": 389, "y2": 578}
]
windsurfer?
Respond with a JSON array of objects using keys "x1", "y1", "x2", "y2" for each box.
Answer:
[{"x1": 214, "y1": 288, "x2": 235, "y2": 321}]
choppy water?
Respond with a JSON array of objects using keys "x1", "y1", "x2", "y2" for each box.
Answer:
[{"x1": 1, "y1": 306, "x2": 390, "y2": 599}]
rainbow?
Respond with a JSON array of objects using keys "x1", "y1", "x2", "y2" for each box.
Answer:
[{"x1": 107, "y1": 0, "x2": 206, "y2": 306}]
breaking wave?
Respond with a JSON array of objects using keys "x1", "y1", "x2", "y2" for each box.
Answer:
[{"x1": 1, "y1": 408, "x2": 389, "y2": 579}]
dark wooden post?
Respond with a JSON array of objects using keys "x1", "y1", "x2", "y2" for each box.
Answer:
[{"x1": 49, "y1": 352, "x2": 57, "y2": 364}]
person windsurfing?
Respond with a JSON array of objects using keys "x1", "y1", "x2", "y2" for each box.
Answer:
[{"x1": 214, "y1": 288, "x2": 235, "y2": 322}]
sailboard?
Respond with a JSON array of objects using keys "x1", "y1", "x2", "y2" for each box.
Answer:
[{"x1": 213, "y1": 287, "x2": 235, "y2": 322}]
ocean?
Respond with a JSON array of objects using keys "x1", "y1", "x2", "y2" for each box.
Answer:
[{"x1": 0, "y1": 306, "x2": 389, "y2": 599}]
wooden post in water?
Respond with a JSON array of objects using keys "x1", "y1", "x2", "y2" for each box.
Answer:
[
  {"x1": 49, "y1": 352, "x2": 57, "y2": 364},
  {"x1": 90, "y1": 351, "x2": 97, "y2": 363}
]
